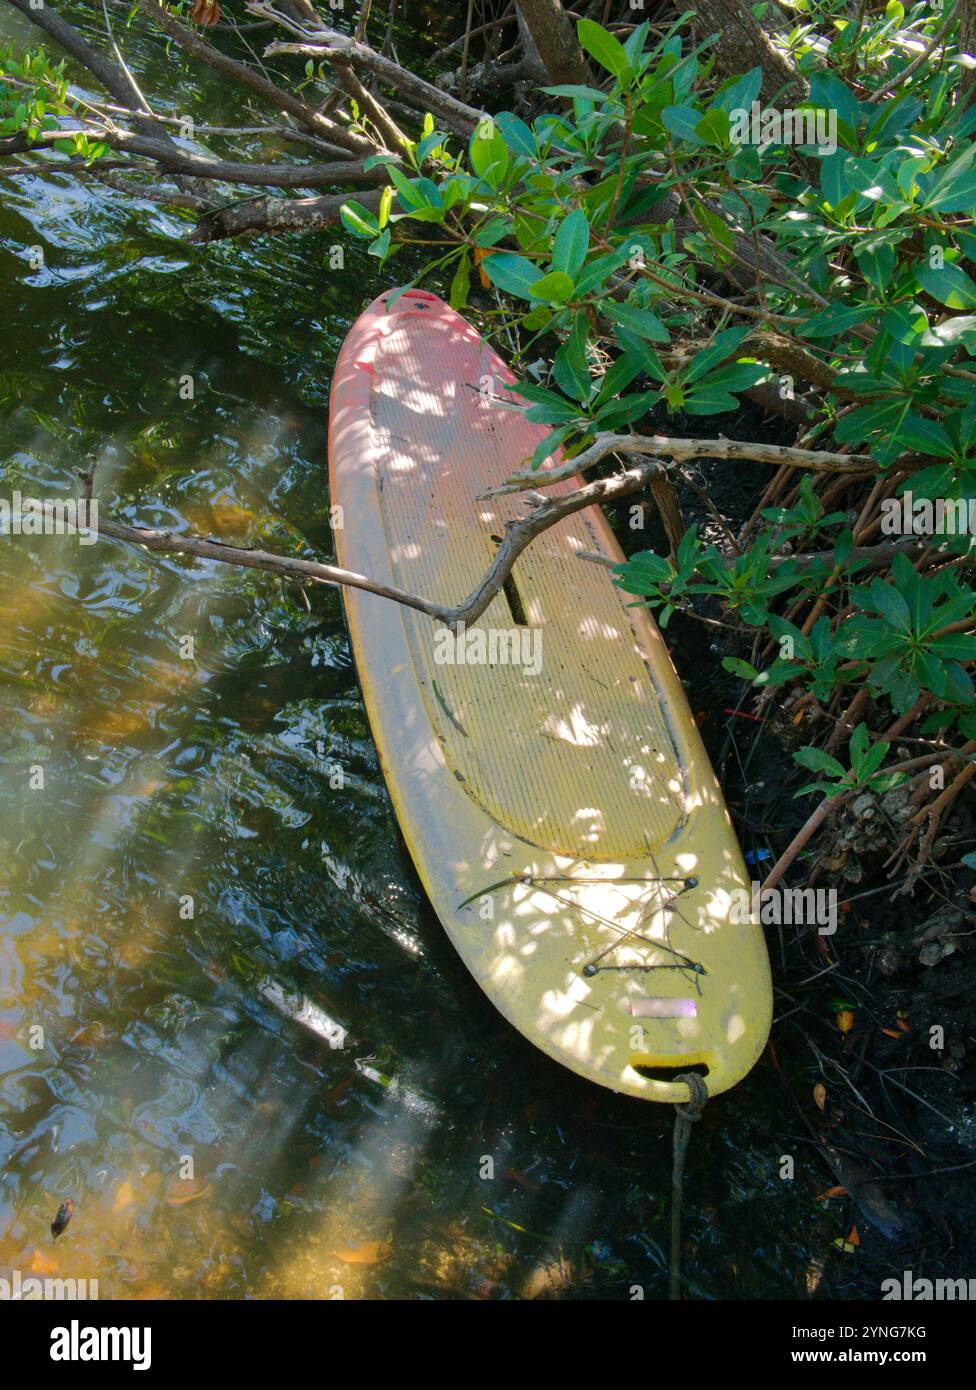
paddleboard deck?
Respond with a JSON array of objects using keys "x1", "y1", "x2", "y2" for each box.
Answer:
[{"x1": 328, "y1": 289, "x2": 772, "y2": 1102}]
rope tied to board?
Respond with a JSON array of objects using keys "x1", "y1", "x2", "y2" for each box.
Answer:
[{"x1": 669, "y1": 1072, "x2": 708, "y2": 1301}]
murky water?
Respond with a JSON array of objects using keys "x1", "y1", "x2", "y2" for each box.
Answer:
[{"x1": 0, "y1": 4, "x2": 828, "y2": 1299}]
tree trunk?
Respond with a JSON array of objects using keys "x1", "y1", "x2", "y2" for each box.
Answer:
[
  {"x1": 961, "y1": 0, "x2": 976, "y2": 99},
  {"x1": 691, "y1": 0, "x2": 805, "y2": 100},
  {"x1": 515, "y1": 0, "x2": 589, "y2": 87}
]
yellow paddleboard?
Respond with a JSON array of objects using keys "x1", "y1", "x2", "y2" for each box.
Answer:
[{"x1": 328, "y1": 289, "x2": 772, "y2": 1102}]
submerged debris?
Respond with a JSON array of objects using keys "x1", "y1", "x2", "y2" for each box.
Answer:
[{"x1": 50, "y1": 1199, "x2": 74, "y2": 1240}]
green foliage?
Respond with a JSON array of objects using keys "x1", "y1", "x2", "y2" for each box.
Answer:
[
  {"x1": 792, "y1": 723, "x2": 908, "y2": 799},
  {"x1": 346, "y1": 6, "x2": 976, "y2": 795},
  {"x1": 345, "y1": 5, "x2": 976, "y2": 462},
  {"x1": 840, "y1": 553, "x2": 976, "y2": 713},
  {"x1": 0, "y1": 45, "x2": 107, "y2": 161}
]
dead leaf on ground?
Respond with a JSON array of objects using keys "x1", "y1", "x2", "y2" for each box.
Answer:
[
  {"x1": 328, "y1": 1238, "x2": 392, "y2": 1265},
  {"x1": 190, "y1": 0, "x2": 221, "y2": 26}
]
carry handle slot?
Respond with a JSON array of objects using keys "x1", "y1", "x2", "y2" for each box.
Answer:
[{"x1": 489, "y1": 535, "x2": 529, "y2": 627}]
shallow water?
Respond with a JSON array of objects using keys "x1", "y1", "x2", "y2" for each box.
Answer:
[{"x1": 0, "y1": 3, "x2": 833, "y2": 1300}]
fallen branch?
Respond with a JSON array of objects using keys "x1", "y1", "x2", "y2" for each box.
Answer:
[
  {"x1": 0, "y1": 127, "x2": 387, "y2": 188},
  {"x1": 136, "y1": 0, "x2": 373, "y2": 156},
  {"x1": 483, "y1": 431, "x2": 876, "y2": 497},
  {"x1": 251, "y1": 3, "x2": 485, "y2": 137},
  {"x1": 330, "y1": 62, "x2": 409, "y2": 152},
  {"x1": 83, "y1": 458, "x2": 666, "y2": 626},
  {"x1": 577, "y1": 535, "x2": 926, "y2": 576},
  {"x1": 185, "y1": 188, "x2": 383, "y2": 242}
]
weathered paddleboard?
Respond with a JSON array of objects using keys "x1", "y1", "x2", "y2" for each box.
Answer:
[{"x1": 328, "y1": 289, "x2": 772, "y2": 1102}]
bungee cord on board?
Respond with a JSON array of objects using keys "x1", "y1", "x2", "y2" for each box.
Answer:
[{"x1": 458, "y1": 870, "x2": 707, "y2": 984}]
